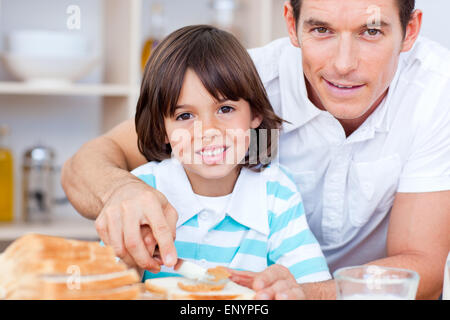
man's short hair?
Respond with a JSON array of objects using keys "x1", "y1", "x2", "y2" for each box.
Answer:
[{"x1": 290, "y1": 0, "x2": 415, "y2": 36}]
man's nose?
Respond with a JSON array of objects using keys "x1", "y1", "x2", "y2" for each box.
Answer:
[{"x1": 333, "y1": 34, "x2": 358, "y2": 75}]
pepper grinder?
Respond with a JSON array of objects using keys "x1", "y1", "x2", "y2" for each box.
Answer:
[{"x1": 22, "y1": 145, "x2": 55, "y2": 223}]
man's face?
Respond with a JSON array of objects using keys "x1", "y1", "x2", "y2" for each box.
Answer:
[{"x1": 296, "y1": 0, "x2": 406, "y2": 120}]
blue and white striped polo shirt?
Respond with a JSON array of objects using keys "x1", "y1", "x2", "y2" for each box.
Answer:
[{"x1": 131, "y1": 158, "x2": 331, "y2": 284}]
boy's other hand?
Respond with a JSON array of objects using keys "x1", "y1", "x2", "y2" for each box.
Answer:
[
  {"x1": 94, "y1": 180, "x2": 178, "y2": 271},
  {"x1": 227, "y1": 265, "x2": 306, "y2": 300}
]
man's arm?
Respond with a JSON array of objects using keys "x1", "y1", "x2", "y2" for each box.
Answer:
[
  {"x1": 373, "y1": 191, "x2": 450, "y2": 299},
  {"x1": 61, "y1": 119, "x2": 179, "y2": 270},
  {"x1": 231, "y1": 190, "x2": 449, "y2": 300},
  {"x1": 303, "y1": 191, "x2": 449, "y2": 300},
  {"x1": 61, "y1": 119, "x2": 146, "y2": 219}
]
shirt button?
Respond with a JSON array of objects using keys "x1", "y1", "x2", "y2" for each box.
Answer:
[
  {"x1": 199, "y1": 212, "x2": 209, "y2": 221},
  {"x1": 335, "y1": 155, "x2": 344, "y2": 162},
  {"x1": 330, "y1": 194, "x2": 339, "y2": 202},
  {"x1": 204, "y1": 233, "x2": 212, "y2": 242}
]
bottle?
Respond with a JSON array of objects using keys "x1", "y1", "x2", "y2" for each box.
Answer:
[
  {"x1": 22, "y1": 145, "x2": 56, "y2": 223},
  {"x1": 0, "y1": 125, "x2": 14, "y2": 222},
  {"x1": 141, "y1": 1, "x2": 165, "y2": 71},
  {"x1": 211, "y1": 0, "x2": 239, "y2": 36},
  {"x1": 444, "y1": 251, "x2": 450, "y2": 300}
]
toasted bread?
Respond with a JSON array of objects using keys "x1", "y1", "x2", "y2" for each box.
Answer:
[
  {"x1": 207, "y1": 266, "x2": 231, "y2": 282},
  {"x1": 145, "y1": 277, "x2": 255, "y2": 300},
  {"x1": 0, "y1": 234, "x2": 140, "y2": 300}
]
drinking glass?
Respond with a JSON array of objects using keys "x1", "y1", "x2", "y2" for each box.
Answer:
[
  {"x1": 443, "y1": 252, "x2": 450, "y2": 300},
  {"x1": 334, "y1": 265, "x2": 420, "y2": 300}
]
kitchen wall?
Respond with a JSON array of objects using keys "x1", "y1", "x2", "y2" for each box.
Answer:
[
  {"x1": 416, "y1": 0, "x2": 450, "y2": 49},
  {"x1": 0, "y1": 0, "x2": 449, "y2": 222}
]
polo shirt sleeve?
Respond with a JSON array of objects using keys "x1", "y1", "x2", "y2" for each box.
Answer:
[
  {"x1": 130, "y1": 162, "x2": 157, "y2": 189},
  {"x1": 397, "y1": 81, "x2": 450, "y2": 193},
  {"x1": 266, "y1": 167, "x2": 331, "y2": 283}
]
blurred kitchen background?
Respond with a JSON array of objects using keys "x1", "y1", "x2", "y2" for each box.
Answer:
[{"x1": 0, "y1": 0, "x2": 449, "y2": 248}]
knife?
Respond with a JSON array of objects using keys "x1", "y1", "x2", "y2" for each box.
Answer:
[
  {"x1": 154, "y1": 247, "x2": 229, "y2": 284},
  {"x1": 174, "y1": 259, "x2": 217, "y2": 283}
]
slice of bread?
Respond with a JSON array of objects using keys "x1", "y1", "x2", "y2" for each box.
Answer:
[
  {"x1": 0, "y1": 233, "x2": 126, "y2": 275},
  {"x1": 145, "y1": 277, "x2": 255, "y2": 300},
  {"x1": 0, "y1": 233, "x2": 140, "y2": 300},
  {"x1": 7, "y1": 281, "x2": 142, "y2": 300}
]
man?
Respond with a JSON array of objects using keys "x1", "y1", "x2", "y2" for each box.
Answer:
[{"x1": 62, "y1": 0, "x2": 449, "y2": 299}]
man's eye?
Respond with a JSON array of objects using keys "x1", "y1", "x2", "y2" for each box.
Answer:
[
  {"x1": 176, "y1": 113, "x2": 193, "y2": 121},
  {"x1": 313, "y1": 27, "x2": 329, "y2": 34},
  {"x1": 365, "y1": 29, "x2": 382, "y2": 37},
  {"x1": 218, "y1": 106, "x2": 234, "y2": 114}
]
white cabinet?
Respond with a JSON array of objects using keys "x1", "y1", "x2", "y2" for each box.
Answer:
[{"x1": 0, "y1": 0, "x2": 142, "y2": 133}]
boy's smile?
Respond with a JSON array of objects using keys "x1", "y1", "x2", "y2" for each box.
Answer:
[{"x1": 196, "y1": 145, "x2": 230, "y2": 165}]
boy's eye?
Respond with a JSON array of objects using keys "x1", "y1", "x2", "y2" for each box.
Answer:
[
  {"x1": 218, "y1": 105, "x2": 234, "y2": 114},
  {"x1": 175, "y1": 113, "x2": 193, "y2": 121}
]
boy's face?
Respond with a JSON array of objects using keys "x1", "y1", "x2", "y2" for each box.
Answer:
[
  {"x1": 164, "y1": 69, "x2": 262, "y2": 184},
  {"x1": 286, "y1": 0, "x2": 418, "y2": 120}
]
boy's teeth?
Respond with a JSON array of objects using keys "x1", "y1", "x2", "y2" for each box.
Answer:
[{"x1": 201, "y1": 147, "x2": 224, "y2": 156}]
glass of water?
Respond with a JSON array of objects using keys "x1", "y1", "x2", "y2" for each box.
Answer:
[
  {"x1": 334, "y1": 265, "x2": 420, "y2": 300},
  {"x1": 443, "y1": 252, "x2": 450, "y2": 300}
]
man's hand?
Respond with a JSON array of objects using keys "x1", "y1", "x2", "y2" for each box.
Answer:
[
  {"x1": 228, "y1": 265, "x2": 306, "y2": 300},
  {"x1": 95, "y1": 180, "x2": 178, "y2": 271}
]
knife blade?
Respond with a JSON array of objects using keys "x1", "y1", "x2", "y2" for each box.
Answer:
[
  {"x1": 174, "y1": 259, "x2": 215, "y2": 282},
  {"x1": 153, "y1": 247, "x2": 228, "y2": 284}
]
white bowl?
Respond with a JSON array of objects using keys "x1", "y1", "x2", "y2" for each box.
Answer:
[
  {"x1": 1, "y1": 53, "x2": 99, "y2": 85},
  {"x1": 6, "y1": 30, "x2": 89, "y2": 57}
]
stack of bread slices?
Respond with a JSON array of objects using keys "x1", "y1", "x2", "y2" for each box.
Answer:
[{"x1": 0, "y1": 233, "x2": 141, "y2": 300}]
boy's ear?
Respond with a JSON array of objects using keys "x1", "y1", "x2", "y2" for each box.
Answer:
[
  {"x1": 251, "y1": 113, "x2": 263, "y2": 129},
  {"x1": 284, "y1": 0, "x2": 301, "y2": 48}
]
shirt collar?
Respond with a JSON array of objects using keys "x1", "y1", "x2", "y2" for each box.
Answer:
[
  {"x1": 155, "y1": 158, "x2": 269, "y2": 235},
  {"x1": 373, "y1": 53, "x2": 405, "y2": 133},
  {"x1": 346, "y1": 55, "x2": 405, "y2": 143},
  {"x1": 224, "y1": 167, "x2": 269, "y2": 236},
  {"x1": 154, "y1": 158, "x2": 204, "y2": 228}
]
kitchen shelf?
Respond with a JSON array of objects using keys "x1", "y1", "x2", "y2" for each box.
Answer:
[
  {"x1": 0, "y1": 81, "x2": 139, "y2": 97},
  {"x1": 0, "y1": 216, "x2": 99, "y2": 242}
]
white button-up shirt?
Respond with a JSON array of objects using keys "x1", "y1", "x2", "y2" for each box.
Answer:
[{"x1": 249, "y1": 37, "x2": 450, "y2": 272}]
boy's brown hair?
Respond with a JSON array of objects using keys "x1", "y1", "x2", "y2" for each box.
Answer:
[{"x1": 135, "y1": 25, "x2": 283, "y2": 170}]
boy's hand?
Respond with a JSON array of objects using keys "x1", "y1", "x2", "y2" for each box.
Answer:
[
  {"x1": 95, "y1": 180, "x2": 178, "y2": 271},
  {"x1": 227, "y1": 265, "x2": 306, "y2": 300}
]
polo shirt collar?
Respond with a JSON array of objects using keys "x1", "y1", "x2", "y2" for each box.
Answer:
[
  {"x1": 373, "y1": 54, "x2": 405, "y2": 133},
  {"x1": 155, "y1": 158, "x2": 269, "y2": 236},
  {"x1": 224, "y1": 167, "x2": 269, "y2": 236},
  {"x1": 154, "y1": 158, "x2": 204, "y2": 228},
  {"x1": 346, "y1": 55, "x2": 404, "y2": 143}
]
